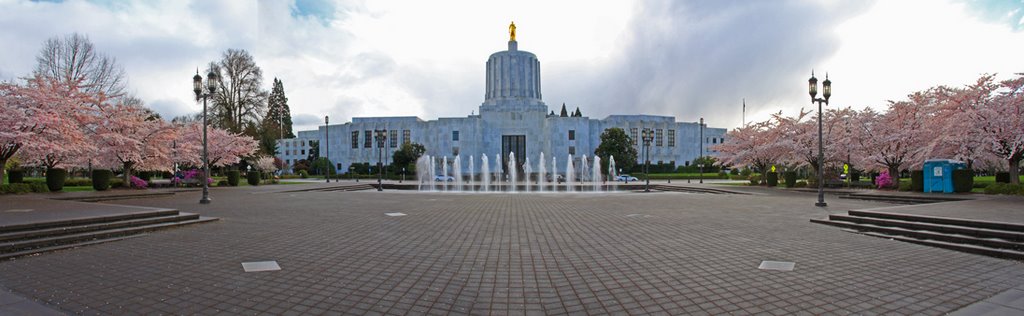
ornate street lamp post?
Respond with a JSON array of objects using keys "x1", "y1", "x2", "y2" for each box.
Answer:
[
  {"x1": 192, "y1": 70, "x2": 217, "y2": 204},
  {"x1": 324, "y1": 116, "x2": 330, "y2": 183},
  {"x1": 374, "y1": 129, "x2": 388, "y2": 191},
  {"x1": 641, "y1": 128, "x2": 654, "y2": 192},
  {"x1": 699, "y1": 117, "x2": 705, "y2": 184},
  {"x1": 808, "y1": 70, "x2": 832, "y2": 207}
]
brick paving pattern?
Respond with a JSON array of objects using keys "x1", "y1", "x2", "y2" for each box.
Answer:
[{"x1": 1, "y1": 186, "x2": 1022, "y2": 315}]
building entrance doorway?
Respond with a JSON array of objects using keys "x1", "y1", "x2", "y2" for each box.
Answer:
[{"x1": 501, "y1": 135, "x2": 526, "y2": 177}]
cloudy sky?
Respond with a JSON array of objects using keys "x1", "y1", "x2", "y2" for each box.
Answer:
[{"x1": 1, "y1": 0, "x2": 1023, "y2": 132}]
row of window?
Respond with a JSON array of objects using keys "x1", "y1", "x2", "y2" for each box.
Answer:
[
  {"x1": 283, "y1": 149, "x2": 306, "y2": 156},
  {"x1": 628, "y1": 128, "x2": 677, "y2": 147},
  {"x1": 350, "y1": 130, "x2": 413, "y2": 148},
  {"x1": 282, "y1": 140, "x2": 308, "y2": 148}
]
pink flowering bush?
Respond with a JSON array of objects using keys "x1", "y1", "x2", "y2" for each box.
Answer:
[
  {"x1": 876, "y1": 170, "x2": 894, "y2": 189},
  {"x1": 171, "y1": 169, "x2": 214, "y2": 186},
  {"x1": 129, "y1": 176, "x2": 148, "y2": 189}
]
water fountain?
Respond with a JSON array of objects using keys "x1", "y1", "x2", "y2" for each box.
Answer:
[
  {"x1": 481, "y1": 154, "x2": 490, "y2": 192},
  {"x1": 537, "y1": 152, "x2": 546, "y2": 193},
  {"x1": 441, "y1": 156, "x2": 449, "y2": 192},
  {"x1": 592, "y1": 156, "x2": 602, "y2": 192},
  {"x1": 524, "y1": 157, "x2": 532, "y2": 193},
  {"x1": 581, "y1": 155, "x2": 589, "y2": 183},
  {"x1": 508, "y1": 152, "x2": 517, "y2": 193},
  {"x1": 469, "y1": 156, "x2": 475, "y2": 192},
  {"x1": 495, "y1": 155, "x2": 502, "y2": 192},
  {"x1": 608, "y1": 155, "x2": 617, "y2": 191},
  {"x1": 551, "y1": 155, "x2": 557, "y2": 192},
  {"x1": 453, "y1": 155, "x2": 463, "y2": 192},
  {"x1": 429, "y1": 155, "x2": 436, "y2": 191},
  {"x1": 566, "y1": 154, "x2": 575, "y2": 192}
]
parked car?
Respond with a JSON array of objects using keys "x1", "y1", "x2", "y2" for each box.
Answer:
[
  {"x1": 545, "y1": 173, "x2": 566, "y2": 183},
  {"x1": 616, "y1": 175, "x2": 639, "y2": 182},
  {"x1": 434, "y1": 175, "x2": 455, "y2": 182}
]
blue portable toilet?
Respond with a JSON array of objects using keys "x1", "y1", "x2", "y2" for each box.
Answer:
[{"x1": 922, "y1": 159, "x2": 966, "y2": 193}]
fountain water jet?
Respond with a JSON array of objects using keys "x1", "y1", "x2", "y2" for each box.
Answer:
[
  {"x1": 481, "y1": 154, "x2": 490, "y2": 192},
  {"x1": 592, "y1": 156, "x2": 602, "y2": 192},
  {"x1": 495, "y1": 155, "x2": 502, "y2": 192},
  {"x1": 508, "y1": 152, "x2": 517, "y2": 193},
  {"x1": 524, "y1": 157, "x2": 532, "y2": 192},
  {"x1": 537, "y1": 152, "x2": 546, "y2": 193},
  {"x1": 566, "y1": 154, "x2": 575, "y2": 192},
  {"x1": 453, "y1": 155, "x2": 462, "y2": 192}
]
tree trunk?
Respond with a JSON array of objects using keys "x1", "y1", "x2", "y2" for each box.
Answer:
[
  {"x1": 0, "y1": 158, "x2": 6, "y2": 185},
  {"x1": 123, "y1": 162, "x2": 132, "y2": 187},
  {"x1": 1010, "y1": 157, "x2": 1021, "y2": 185},
  {"x1": 888, "y1": 165, "x2": 900, "y2": 186}
]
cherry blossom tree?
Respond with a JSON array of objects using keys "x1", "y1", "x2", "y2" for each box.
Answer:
[
  {"x1": 16, "y1": 76, "x2": 99, "y2": 170},
  {"x1": 713, "y1": 119, "x2": 790, "y2": 182},
  {"x1": 974, "y1": 73, "x2": 1024, "y2": 184},
  {"x1": 0, "y1": 81, "x2": 37, "y2": 185},
  {"x1": 93, "y1": 103, "x2": 176, "y2": 185},
  {"x1": 176, "y1": 122, "x2": 258, "y2": 168},
  {"x1": 851, "y1": 97, "x2": 932, "y2": 181}
]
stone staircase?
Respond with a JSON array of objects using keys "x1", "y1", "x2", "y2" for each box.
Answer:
[
  {"x1": 811, "y1": 210, "x2": 1024, "y2": 260},
  {"x1": 0, "y1": 209, "x2": 217, "y2": 260}
]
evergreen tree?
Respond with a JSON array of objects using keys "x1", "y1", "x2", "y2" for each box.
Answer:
[
  {"x1": 594, "y1": 128, "x2": 638, "y2": 174},
  {"x1": 264, "y1": 78, "x2": 294, "y2": 139},
  {"x1": 574, "y1": 107, "x2": 582, "y2": 117}
]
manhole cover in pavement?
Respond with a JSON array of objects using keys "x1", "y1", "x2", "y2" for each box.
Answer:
[
  {"x1": 758, "y1": 261, "x2": 795, "y2": 271},
  {"x1": 385, "y1": 212, "x2": 407, "y2": 217},
  {"x1": 242, "y1": 261, "x2": 281, "y2": 272}
]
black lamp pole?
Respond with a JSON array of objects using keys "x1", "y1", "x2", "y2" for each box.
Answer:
[
  {"x1": 325, "y1": 116, "x2": 329, "y2": 183},
  {"x1": 699, "y1": 117, "x2": 704, "y2": 184},
  {"x1": 375, "y1": 129, "x2": 387, "y2": 191},
  {"x1": 192, "y1": 70, "x2": 217, "y2": 204},
  {"x1": 809, "y1": 70, "x2": 832, "y2": 207},
  {"x1": 641, "y1": 128, "x2": 654, "y2": 192}
]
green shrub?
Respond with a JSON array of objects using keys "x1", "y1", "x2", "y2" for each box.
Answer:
[
  {"x1": 952, "y1": 169, "x2": 973, "y2": 193},
  {"x1": 247, "y1": 171, "x2": 261, "y2": 186},
  {"x1": 748, "y1": 175, "x2": 759, "y2": 185},
  {"x1": 741, "y1": 168, "x2": 752, "y2": 177},
  {"x1": 910, "y1": 170, "x2": 924, "y2": 192},
  {"x1": 766, "y1": 172, "x2": 778, "y2": 187},
  {"x1": 898, "y1": 181, "x2": 912, "y2": 192},
  {"x1": 783, "y1": 171, "x2": 797, "y2": 188},
  {"x1": 92, "y1": 169, "x2": 113, "y2": 191},
  {"x1": 996, "y1": 172, "x2": 1011, "y2": 183},
  {"x1": 137, "y1": 171, "x2": 154, "y2": 182},
  {"x1": 795, "y1": 180, "x2": 808, "y2": 188},
  {"x1": 64, "y1": 178, "x2": 92, "y2": 186},
  {"x1": 851, "y1": 171, "x2": 861, "y2": 182},
  {"x1": 1, "y1": 183, "x2": 31, "y2": 194},
  {"x1": 111, "y1": 178, "x2": 125, "y2": 189},
  {"x1": 299, "y1": 170, "x2": 309, "y2": 178},
  {"x1": 46, "y1": 168, "x2": 67, "y2": 192},
  {"x1": 217, "y1": 179, "x2": 229, "y2": 187},
  {"x1": 985, "y1": 183, "x2": 1024, "y2": 195},
  {"x1": 226, "y1": 170, "x2": 241, "y2": 186},
  {"x1": 973, "y1": 182, "x2": 989, "y2": 189},
  {"x1": 8, "y1": 169, "x2": 24, "y2": 183},
  {"x1": 730, "y1": 168, "x2": 739, "y2": 176}
]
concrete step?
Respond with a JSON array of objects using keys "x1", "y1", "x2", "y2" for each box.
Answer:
[
  {"x1": 0, "y1": 209, "x2": 180, "y2": 234},
  {"x1": 0, "y1": 215, "x2": 217, "y2": 256},
  {"x1": 860, "y1": 231, "x2": 1024, "y2": 261},
  {"x1": 848, "y1": 210, "x2": 1024, "y2": 232},
  {"x1": 53, "y1": 192, "x2": 176, "y2": 202},
  {"x1": 828, "y1": 214, "x2": 1024, "y2": 242},
  {"x1": 0, "y1": 213, "x2": 200, "y2": 242},
  {"x1": 810, "y1": 218, "x2": 1022, "y2": 250},
  {"x1": 838, "y1": 193, "x2": 969, "y2": 205}
]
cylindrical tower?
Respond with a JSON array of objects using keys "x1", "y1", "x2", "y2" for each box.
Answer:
[{"x1": 484, "y1": 40, "x2": 542, "y2": 103}]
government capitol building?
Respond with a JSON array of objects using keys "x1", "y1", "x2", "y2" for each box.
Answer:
[{"x1": 277, "y1": 24, "x2": 727, "y2": 176}]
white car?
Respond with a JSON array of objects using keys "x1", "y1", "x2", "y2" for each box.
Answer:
[
  {"x1": 434, "y1": 175, "x2": 455, "y2": 182},
  {"x1": 616, "y1": 175, "x2": 639, "y2": 182}
]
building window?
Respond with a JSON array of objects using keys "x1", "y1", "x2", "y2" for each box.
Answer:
[
  {"x1": 453, "y1": 147, "x2": 460, "y2": 156},
  {"x1": 630, "y1": 128, "x2": 638, "y2": 145},
  {"x1": 351, "y1": 131, "x2": 359, "y2": 149},
  {"x1": 720, "y1": 137, "x2": 725, "y2": 144},
  {"x1": 286, "y1": 159, "x2": 290, "y2": 165},
  {"x1": 452, "y1": 131, "x2": 460, "y2": 141},
  {"x1": 403, "y1": 130, "x2": 411, "y2": 145},
  {"x1": 336, "y1": 163, "x2": 341, "y2": 170},
  {"x1": 569, "y1": 146, "x2": 576, "y2": 155},
  {"x1": 568, "y1": 130, "x2": 575, "y2": 141},
  {"x1": 364, "y1": 130, "x2": 372, "y2": 148},
  {"x1": 301, "y1": 149, "x2": 305, "y2": 155},
  {"x1": 656, "y1": 129, "x2": 663, "y2": 147},
  {"x1": 667, "y1": 129, "x2": 675, "y2": 147},
  {"x1": 713, "y1": 138, "x2": 718, "y2": 144},
  {"x1": 389, "y1": 130, "x2": 398, "y2": 148}
]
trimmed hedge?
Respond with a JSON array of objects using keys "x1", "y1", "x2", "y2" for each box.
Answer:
[
  {"x1": 92, "y1": 169, "x2": 113, "y2": 191},
  {"x1": 984, "y1": 183, "x2": 1024, "y2": 195},
  {"x1": 952, "y1": 169, "x2": 973, "y2": 193},
  {"x1": 766, "y1": 172, "x2": 778, "y2": 187},
  {"x1": 226, "y1": 170, "x2": 241, "y2": 186},
  {"x1": 851, "y1": 171, "x2": 861, "y2": 182},
  {"x1": 0, "y1": 182, "x2": 48, "y2": 194},
  {"x1": 8, "y1": 169, "x2": 24, "y2": 184},
  {"x1": 783, "y1": 171, "x2": 797, "y2": 188},
  {"x1": 996, "y1": 172, "x2": 1011, "y2": 183},
  {"x1": 247, "y1": 171, "x2": 261, "y2": 186},
  {"x1": 46, "y1": 168, "x2": 67, "y2": 192},
  {"x1": 910, "y1": 170, "x2": 924, "y2": 192}
]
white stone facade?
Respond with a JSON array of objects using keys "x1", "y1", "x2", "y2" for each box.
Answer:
[{"x1": 279, "y1": 39, "x2": 726, "y2": 175}]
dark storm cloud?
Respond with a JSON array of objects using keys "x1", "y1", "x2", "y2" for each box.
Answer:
[{"x1": 546, "y1": 0, "x2": 873, "y2": 128}]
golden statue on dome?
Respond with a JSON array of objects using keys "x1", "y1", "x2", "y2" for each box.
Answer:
[{"x1": 509, "y1": 21, "x2": 516, "y2": 41}]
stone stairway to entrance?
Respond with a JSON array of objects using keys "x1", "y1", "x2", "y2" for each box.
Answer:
[{"x1": 811, "y1": 210, "x2": 1024, "y2": 260}]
